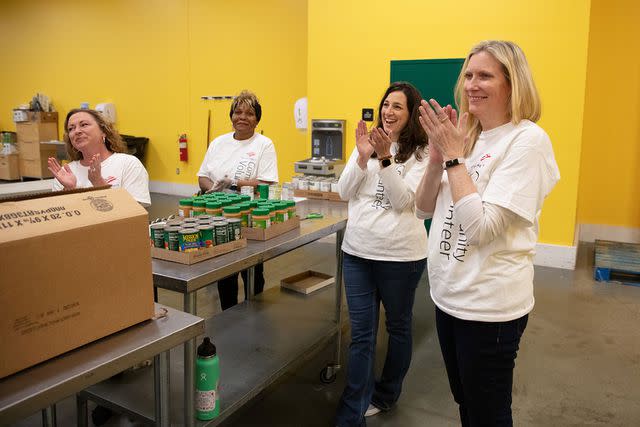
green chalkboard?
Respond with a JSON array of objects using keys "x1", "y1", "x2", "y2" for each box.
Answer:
[
  {"x1": 390, "y1": 58, "x2": 464, "y2": 235},
  {"x1": 390, "y1": 58, "x2": 464, "y2": 110}
]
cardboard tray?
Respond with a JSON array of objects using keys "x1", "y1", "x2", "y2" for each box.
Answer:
[
  {"x1": 151, "y1": 238, "x2": 247, "y2": 265},
  {"x1": 293, "y1": 189, "x2": 345, "y2": 202},
  {"x1": 242, "y1": 216, "x2": 300, "y2": 241},
  {"x1": 280, "y1": 270, "x2": 335, "y2": 294}
]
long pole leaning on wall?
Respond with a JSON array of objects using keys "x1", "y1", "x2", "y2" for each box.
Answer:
[{"x1": 201, "y1": 96, "x2": 235, "y2": 148}]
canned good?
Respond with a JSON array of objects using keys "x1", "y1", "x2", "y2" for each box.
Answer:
[
  {"x1": 163, "y1": 226, "x2": 181, "y2": 251},
  {"x1": 252, "y1": 208, "x2": 271, "y2": 229},
  {"x1": 214, "y1": 220, "x2": 229, "y2": 245},
  {"x1": 183, "y1": 217, "x2": 199, "y2": 225},
  {"x1": 240, "y1": 185, "x2": 254, "y2": 200},
  {"x1": 198, "y1": 215, "x2": 213, "y2": 222},
  {"x1": 197, "y1": 225, "x2": 215, "y2": 248},
  {"x1": 178, "y1": 199, "x2": 193, "y2": 218},
  {"x1": 320, "y1": 180, "x2": 331, "y2": 192},
  {"x1": 309, "y1": 179, "x2": 321, "y2": 191},
  {"x1": 298, "y1": 178, "x2": 309, "y2": 190},
  {"x1": 257, "y1": 183, "x2": 269, "y2": 199},
  {"x1": 205, "y1": 201, "x2": 223, "y2": 216},
  {"x1": 150, "y1": 223, "x2": 165, "y2": 248},
  {"x1": 179, "y1": 228, "x2": 201, "y2": 252},
  {"x1": 275, "y1": 202, "x2": 288, "y2": 223},
  {"x1": 192, "y1": 199, "x2": 207, "y2": 216},
  {"x1": 330, "y1": 180, "x2": 339, "y2": 193},
  {"x1": 227, "y1": 218, "x2": 242, "y2": 241}
]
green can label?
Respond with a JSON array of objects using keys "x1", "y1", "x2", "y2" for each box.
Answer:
[
  {"x1": 253, "y1": 217, "x2": 270, "y2": 229},
  {"x1": 163, "y1": 226, "x2": 181, "y2": 251},
  {"x1": 197, "y1": 225, "x2": 215, "y2": 248},
  {"x1": 179, "y1": 228, "x2": 201, "y2": 252},
  {"x1": 150, "y1": 224, "x2": 165, "y2": 248},
  {"x1": 227, "y1": 218, "x2": 242, "y2": 241},
  {"x1": 214, "y1": 222, "x2": 228, "y2": 245}
]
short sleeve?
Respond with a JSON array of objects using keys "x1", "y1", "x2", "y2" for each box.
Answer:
[
  {"x1": 256, "y1": 140, "x2": 279, "y2": 182},
  {"x1": 482, "y1": 128, "x2": 560, "y2": 224}
]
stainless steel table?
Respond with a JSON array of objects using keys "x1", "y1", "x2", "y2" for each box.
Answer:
[
  {"x1": 0, "y1": 304, "x2": 204, "y2": 427},
  {"x1": 86, "y1": 198, "x2": 348, "y2": 426}
]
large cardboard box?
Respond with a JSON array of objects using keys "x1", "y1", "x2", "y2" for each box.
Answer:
[{"x1": 0, "y1": 188, "x2": 154, "y2": 378}]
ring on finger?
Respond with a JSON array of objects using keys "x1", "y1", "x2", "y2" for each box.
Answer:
[{"x1": 438, "y1": 114, "x2": 448, "y2": 123}]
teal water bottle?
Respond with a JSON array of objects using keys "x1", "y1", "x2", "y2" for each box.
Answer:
[{"x1": 195, "y1": 337, "x2": 220, "y2": 420}]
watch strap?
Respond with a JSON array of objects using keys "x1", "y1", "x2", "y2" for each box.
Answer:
[
  {"x1": 443, "y1": 158, "x2": 465, "y2": 169},
  {"x1": 380, "y1": 158, "x2": 392, "y2": 168}
]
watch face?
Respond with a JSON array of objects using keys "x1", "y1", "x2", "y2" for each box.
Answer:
[{"x1": 381, "y1": 158, "x2": 392, "y2": 167}]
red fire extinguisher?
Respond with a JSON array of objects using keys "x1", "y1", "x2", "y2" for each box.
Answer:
[{"x1": 179, "y1": 133, "x2": 188, "y2": 161}]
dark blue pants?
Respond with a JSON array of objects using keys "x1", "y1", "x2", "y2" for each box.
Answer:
[
  {"x1": 335, "y1": 253, "x2": 427, "y2": 427},
  {"x1": 218, "y1": 263, "x2": 265, "y2": 310},
  {"x1": 435, "y1": 306, "x2": 528, "y2": 427}
]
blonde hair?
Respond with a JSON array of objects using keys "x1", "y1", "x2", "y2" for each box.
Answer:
[
  {"x1": 63, "y1": 109, "x2": 127, "y2": 161},
  {"x1": 454, "y1": 40, "x2": 541, "y2": 156}
]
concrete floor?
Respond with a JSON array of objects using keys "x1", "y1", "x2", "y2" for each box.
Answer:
[{"x1": 9, "y1": 193, "x2": 640, "y2": 426}]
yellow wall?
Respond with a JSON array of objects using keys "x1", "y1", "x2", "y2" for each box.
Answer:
[
  {"x1": 0, "y1": 0, "x2": 307, "y2": 184},
  {"x1": 308, "y1": 0, "x2": 591, "y2": 246},
  {"x1": 578, "y1": 0, "x2": 640, "y2": 228}
]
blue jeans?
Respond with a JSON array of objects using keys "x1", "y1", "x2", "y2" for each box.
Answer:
[
  {"x1": 435, "y1": 307, "x2": 528, "y2": 427},
  {"x1": 335, "y1": 252, "x2": 427, "y2": 427}
]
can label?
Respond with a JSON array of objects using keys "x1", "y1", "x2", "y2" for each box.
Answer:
[
  {"x1": 179, "y1": 229, "x2": 200, "y2": 252},
  {"x1": 214, "y1": 223, "x2": 228, "y2": 245},
  {"x1": 227, "y1": 219, "x2": 242, "y2": 240},
  {"x1": 253, "y1": 217, "x2": 270, "y2": 229},
  {"x1": 150, "y1": 225, "x2": 165, "y2": 248},
  {"x1": 163, "y1": 227, "x2": 180, "y2": 251},
  {"x1": 198, "y1": 226, "x2": 215, "y2": 248}
]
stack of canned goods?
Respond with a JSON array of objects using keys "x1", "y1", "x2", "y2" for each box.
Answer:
[
  {"x1": 171, "y1": 192, "x2": 297, "y2": 235},
  {"x1": 292, "y1": 175, "x2": 339, "y2": 193}
]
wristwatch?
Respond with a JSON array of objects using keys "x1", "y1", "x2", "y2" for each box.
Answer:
[{"x1": 443, "y1": 158, "x2": 465, "y2": 170}]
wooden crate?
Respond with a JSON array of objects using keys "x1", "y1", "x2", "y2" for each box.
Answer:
[
  {"x1": 594, "y1": 239, "x2": 640, "y2": 286},
  {"x1": 281, "y1": 270, "x2": 334, "y2": 294}
]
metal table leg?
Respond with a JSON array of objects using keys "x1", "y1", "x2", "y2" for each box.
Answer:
[
  {"x1": 321, "y1": 228, "x2": 345, "y2": 383},
  {"x1": 41, "y1": 405, "x2": 56, "y2": 427},
  {"x1": 183, "y1": 292, "x2": 197, "y2": 427},
  {"x1": 333, "y1": 229, "x2": 344, "y2": 370},
  {"x1": 154, "y1": 351, "x2": 171, "y2": 427},
  {"x1": 76, "y1": 394, "x2": 88, "y2": 427},
  {"x1": 246, "y1": 265, "x2": 256, "y2": 301}
]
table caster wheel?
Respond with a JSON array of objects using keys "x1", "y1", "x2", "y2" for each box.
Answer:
[{"x1": 320, "y1": 365, "x2": 337, "y2": 384}]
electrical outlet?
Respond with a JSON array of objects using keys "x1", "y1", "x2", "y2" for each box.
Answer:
[{"x1": 176, "y1": 168, "x2": 180, "y2": 175}]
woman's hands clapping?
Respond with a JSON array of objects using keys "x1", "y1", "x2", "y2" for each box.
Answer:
[
  {"x1": 355, "y1": 120, "x2": 394, "y2": 170},
  {"x1": 355, "y1": 120, "x2": 375, "y2": 169},
  {"x1": 87, "y1": 154, "x2": 107, "y2": 187},
  {"x1": 419, "y1": 99, "x2": 468, "y2": 165},
  {"x1": 48, "y1": 157, "x2": 77, "y2": 190}
]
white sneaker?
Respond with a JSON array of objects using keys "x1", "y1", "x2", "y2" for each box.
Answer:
[{"x1": 365, "y1": 404, "x2": 381, "y2": 417}]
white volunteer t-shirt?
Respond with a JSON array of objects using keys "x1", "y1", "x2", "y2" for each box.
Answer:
[
  {"x1": 52, "y1": 152, "x2": 151, "y2": 206},
  {"x1": 338, "y1": 144, "x2": 428, "y2": 262},
  {"x1": 428, "y1": 120, "x2": 560, "y2": 322},
  {"x1": 197, "y1": 132, "x2": 278, "y2": 183}
]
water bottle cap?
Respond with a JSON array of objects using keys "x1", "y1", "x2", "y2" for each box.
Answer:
[{"x1": 197, "y1": 337, "x2": 217, "y2": 357}]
